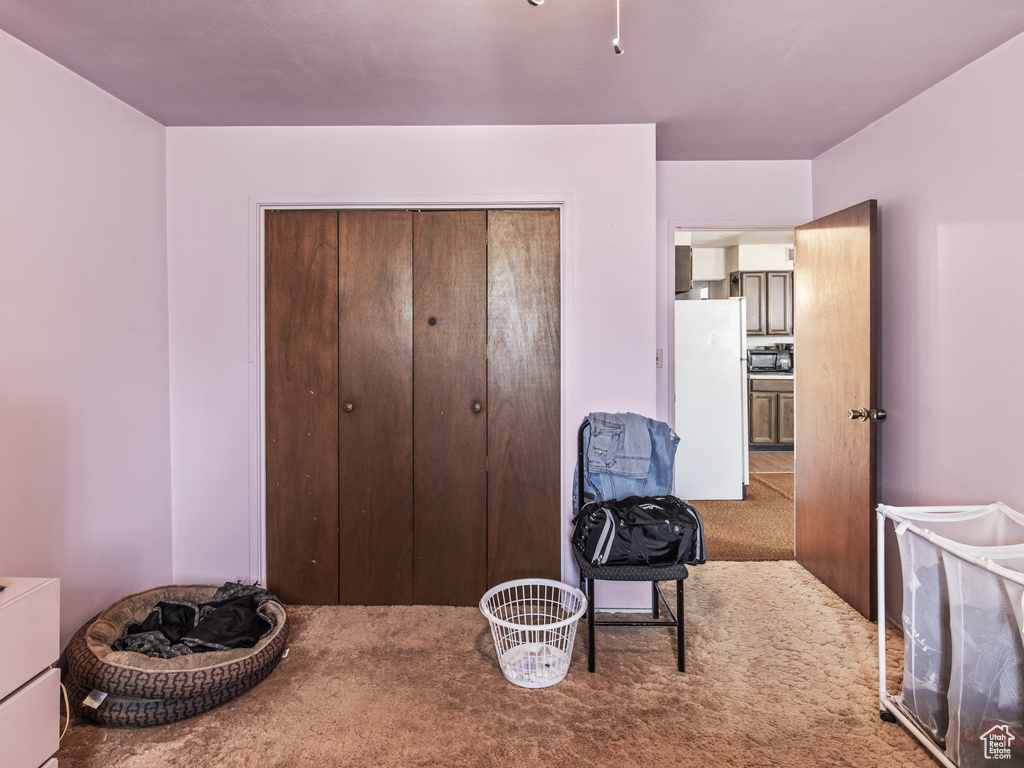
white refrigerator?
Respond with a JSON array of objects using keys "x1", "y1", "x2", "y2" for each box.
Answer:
[{"x1": 673, "y1": 297, "x2": 749, "y2": 500}]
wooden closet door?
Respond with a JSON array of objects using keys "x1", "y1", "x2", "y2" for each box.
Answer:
[
  {"x1": 337, "y1": 211, "x2": 414, "y2": 604},
  {"x1": 265, "y1": 210, "x2": 340, "y2": 605},
  {"x1": 486, "y1": 210, "x2": 561, "y2": 587},
  {"x1": 412, "y1": 211, "x2": 488, "y2": 605}
]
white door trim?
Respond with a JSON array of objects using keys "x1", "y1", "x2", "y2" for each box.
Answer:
[{"x1": 247, "y1": 194, "x2": 577, "y2": 590}]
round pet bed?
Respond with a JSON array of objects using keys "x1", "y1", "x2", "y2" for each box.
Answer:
[
  {"x1": 66, "y1": 584, "x2": 288, "y2": 725},
  {"x1": 65, "y1": 647, "x2": 280, "y2": 728}
]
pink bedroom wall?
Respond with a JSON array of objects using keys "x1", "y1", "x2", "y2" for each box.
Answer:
[
  {"x1": 0, "y1": 30, "x2": 171, "y2": 648},
  {"x1": 813, "y1": 31, "x2": 1024, "y2": 514},
  {"x1": 812, "y1": 31, "x2": 1024, "y2": 618},
  {"x1": 165, "y1": 124, "x2": 657, "y2": 608}
]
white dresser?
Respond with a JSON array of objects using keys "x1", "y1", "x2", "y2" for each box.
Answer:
[{"x1": 0, "y1": 578, "x2": 60, "y2": 768}]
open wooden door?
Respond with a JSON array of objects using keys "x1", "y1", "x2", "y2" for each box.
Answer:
[{"x1": 794, "y1": 200, "x2": 881, "y2": 620}]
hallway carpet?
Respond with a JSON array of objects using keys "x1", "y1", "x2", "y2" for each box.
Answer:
[
  {"x1": 56, "y1": 561, "x2": 927, "y2": 768},
  {"x1": 690, "y1": 473, "x2": 795, "y2": 561}
]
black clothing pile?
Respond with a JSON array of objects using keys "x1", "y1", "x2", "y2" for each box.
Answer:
[{"x1": 113, "y1": 582, "x2": 280, "y2": 659}]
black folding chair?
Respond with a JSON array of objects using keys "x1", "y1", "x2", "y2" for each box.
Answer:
[{"x1": 573, "y1": 418, "x2": 688, "y2": 673}]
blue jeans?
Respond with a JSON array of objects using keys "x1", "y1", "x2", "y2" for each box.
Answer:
[{"x1": 572, "y1": 412, "x2": 680, "y2": 515}]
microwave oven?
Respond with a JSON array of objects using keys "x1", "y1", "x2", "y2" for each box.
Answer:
[{"x1": 747, "y1": 347, "x2": 793, "y2": 373}]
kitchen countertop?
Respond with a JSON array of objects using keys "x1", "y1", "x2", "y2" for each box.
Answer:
[{"x1": 748, "y1": 372, "x2": 795, "y2": 379}]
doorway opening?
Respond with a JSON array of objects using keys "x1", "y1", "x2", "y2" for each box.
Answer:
[{"x1": 672, "y1": 226, "x2": 796, "y2": 561}]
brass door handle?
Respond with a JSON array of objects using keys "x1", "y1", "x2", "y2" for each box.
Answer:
[
  {"x1": 343, "y1": 402, "x2": 354, "y2": 413},
  {"x1": 471, "y1": 402, "x2": 482, "y2": 413},
  {"x1": 849, "y1": 407, "x2": 886, "y2": 422}
]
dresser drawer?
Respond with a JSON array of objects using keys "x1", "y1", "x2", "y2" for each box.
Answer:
[
  {"x1": 0, "y1": 579, "x2": 60, "y2": 701},
  {"x1": 0, "y1": 668, "x2": 60, "y2": 768}
]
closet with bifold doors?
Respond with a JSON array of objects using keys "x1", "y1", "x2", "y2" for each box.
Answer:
[{"x1": 265, "y1": 208, "x2": 561, "y2": 606}]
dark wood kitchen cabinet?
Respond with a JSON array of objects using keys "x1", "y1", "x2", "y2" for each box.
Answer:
[
  {"x1": 778, "y1": 391, "x2": 795, "y2": 443},
  {"x1": 749, "y1": 389, "x2": 778, "y2": 444},
  {"x1": 749, "y1": 377, "x2": 794, "y2": 446},
  {"x1": 731, "y1": 270, "x2": 793, "y2": 335},
  {"x1": 765, "y1": 271, "x2": 794, "y2": 335}
]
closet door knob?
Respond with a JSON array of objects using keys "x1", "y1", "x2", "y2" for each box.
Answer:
[
  {"x1": 471, "y1": 402, "x2": 482, "y2": 413},
  {"x1": 343, "y1": 402, "x2": 354, "y2": 413}
]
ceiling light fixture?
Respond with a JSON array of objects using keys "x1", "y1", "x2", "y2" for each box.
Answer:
[{"x1": 526, "y1": 0, "x2": 624, "y2": 55}]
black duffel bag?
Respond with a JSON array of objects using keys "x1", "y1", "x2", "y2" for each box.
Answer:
[{"x1": 571, "y1": 495, "x2": 706, "y2": 568}]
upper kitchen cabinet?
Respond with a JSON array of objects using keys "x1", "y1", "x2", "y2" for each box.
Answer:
[
  {"x1": 730, "y1": 270, "x2": 793, "y2": 335},
  {"x1": 765, "y1": 271, "x2": 793, "y2": 335},
  {"x1": 735, "y1": 272, "x2": 766, "y2": 334}
]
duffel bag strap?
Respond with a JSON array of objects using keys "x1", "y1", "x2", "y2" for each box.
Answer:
[
  {"x1": 630, "y1": 520, "x2": 687, "y2": 567},
  {"x1": 628, "y1": 526, "x2": 650, "y2": 565}
]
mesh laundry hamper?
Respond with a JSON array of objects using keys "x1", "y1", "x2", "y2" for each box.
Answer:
[
  {"x1": 942, "y1": 546, "x2": 1024, "y2": 767},
  {"x1": 479, "y1": 579, "x2": 587, "y2": 689},
  {"x1": 879, "y1": 503, "x2": 1024, "y2": 768}
]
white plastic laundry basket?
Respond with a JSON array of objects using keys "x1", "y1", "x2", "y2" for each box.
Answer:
[{"x1": 479, "y1": 578, "x2": 587, "y2": 689}]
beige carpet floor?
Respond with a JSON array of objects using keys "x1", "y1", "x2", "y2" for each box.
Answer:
[
  {"x1": 691, "y1": 473, "x2": 795, "y2": 561},
  {"x1": 56, "y1": 562, "x2": 928, "y2": 768}
]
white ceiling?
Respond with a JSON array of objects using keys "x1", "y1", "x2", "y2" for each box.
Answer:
[{"x1": 2, "y1": 0, "x2": 1023, "y2": 160}]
